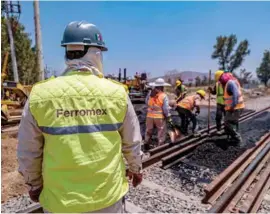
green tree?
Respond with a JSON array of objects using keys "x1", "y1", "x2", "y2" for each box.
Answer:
[
  {"x1": 1, "y1": 16, "x2": 38, "y2": 85},
  {"x1": 195, "y1": 76, "x2": 201, "y2": 87},
  {"x1": 256, "y1": 50, "x2": 270, "y2": 87},
  {"x1": 236, "y1": 68, "x2": 253, "y2": 86},
  {"x1": 212, "y1": 34, "x2": 250, "y2": 73}
]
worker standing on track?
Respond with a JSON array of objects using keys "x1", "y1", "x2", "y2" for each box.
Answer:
[
  {"x1": 144, "y1": 78, "x2": 174, "y2": 150},
  {"x1": 208, "y1": 70, "x2": 226, "y2": 135},
  {"x1": 176, "y1": 90, "x2": 206, "y2": 137},
  {"x1": 175, "y1": 79, "x2": 187, "y2": 102},
  {"x1": 215, "y1": 70, "x2": 245, "y2": 146},
  {"x1": 17, "y1": 21, "x2": 142, "y2": 213}
]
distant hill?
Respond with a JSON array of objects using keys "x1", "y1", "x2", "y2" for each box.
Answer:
[{"x1": 149, "y1": 69, "x2": 215, "y2": 84}]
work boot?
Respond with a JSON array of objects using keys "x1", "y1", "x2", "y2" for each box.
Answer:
[
  {"x1": 235, "y1": 135, "x2": 245, "y2": 148},
  {"x1": 143, "y1": 144, "x2": 151, "y2": 152},
  {"x1": 216, "y1": 130, "x2": 223, "y2": 135},
  {"x1": 192, "y1": 131, "x2": 201, "y2": 138}
]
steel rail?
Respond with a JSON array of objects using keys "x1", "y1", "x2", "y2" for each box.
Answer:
[
  {"x1": 203, "y1": 132, "x2": 270, "y2": 204},
  {"x1": 238, "y1": 163, "x2": 270, "y2": 213},
  {"x1": 149, "y1": 109, "x2": 256, "y2": 156},
  {"x1": 222, "y1": 152, "x2": 270, "y2": 213},
  {"x1": 160, "y1": 107, "x2": 270, "y2": 170},
  {"x1": 208, "y1": 135, "x2": 270, "y2": 213}
]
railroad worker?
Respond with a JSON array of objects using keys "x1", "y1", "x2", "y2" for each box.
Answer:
[
  {"x1": 175, "y1": 79, "x2": 187, "y2": 103},
  {"x1": 215, "y1": 70, "x2": 245, "y2": 146},
  {"x1": 176, "y1": 90, "x2": 206, "y2": 137},
  {"x1": 17, "y1": 21, "x2": 143, "y2": 213},
  {"x1": 144, "y1": 78, "x2": 173, "y2": 150},
  {"x1": 208, "y1": 70, "x2": 226, "y2": 135}
]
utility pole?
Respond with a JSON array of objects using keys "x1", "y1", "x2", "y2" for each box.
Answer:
[
  {"x1": 33, "y1": 0, "x2": 44, "y2": 81},
  {"x1": 2, "y1": 0, "x2": 20, "y2": 83}
]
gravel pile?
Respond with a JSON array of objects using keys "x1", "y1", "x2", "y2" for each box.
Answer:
[
  {"x1": 1, "y1": 195, "x2": 35, "y2": 213},
  {"x1": 126, "y1": 184, "x2": 206, "y2": 213},
  {"x1": 143, "y1": 165, "x2": 216, "y2": 198},
  {"x1": 188, "y1": 110, "x2": 270, "y2": 173}
]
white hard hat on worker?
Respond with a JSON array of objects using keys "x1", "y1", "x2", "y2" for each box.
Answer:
[{"x1": 151, "y1": 78, "x2": 171, "y2": 87}]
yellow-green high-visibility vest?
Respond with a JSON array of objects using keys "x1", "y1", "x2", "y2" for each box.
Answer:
[
  {"x1": 216, "y1": 81, "x2": 224, "y2": 105},
  {"x1": 29, "y1": 71, "x2": 128, "y2": 213}
]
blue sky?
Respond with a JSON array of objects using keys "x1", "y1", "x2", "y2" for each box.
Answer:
[{"x1": 19, "y1": 1, "x2": 270, "y2": 78}]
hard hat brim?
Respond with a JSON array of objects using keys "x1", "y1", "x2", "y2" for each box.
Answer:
[
  {"x1": 151, "y1": 83, "x2": 171, "y2": 87},
  {"x1": 61, "y1": 42, "x2": 108, "y2": 51}
]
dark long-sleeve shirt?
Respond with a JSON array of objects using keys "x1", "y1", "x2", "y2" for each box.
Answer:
[{"x1": 226, "y1": 80, "x2": 239, "y2": 108}]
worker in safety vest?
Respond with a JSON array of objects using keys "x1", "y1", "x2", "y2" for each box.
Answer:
[
  {"x1": 175, "y1": 79, "x2": 187, "y2": 102},
  {"x1": 176, "y1": 90, "x2": 206, "y2": 137},
  {"x1": 144, "y1": 78, "x2": 174, "y2": 150},
  {"x1": 208, "y1": 70, "x2": 226, "y2": 134},
  {"x1": 215, "y1": 70, "x2": 245, "y2": 146},
  {"x1": 17, "y1": 21, "x2": 143, "y2": 213}
]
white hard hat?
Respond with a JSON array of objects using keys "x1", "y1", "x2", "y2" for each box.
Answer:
[{"x1": 152, "y1": 78, "x2": 171, "y2": 87}]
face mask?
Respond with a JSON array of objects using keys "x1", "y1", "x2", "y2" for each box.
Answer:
[
  {"x1": 86, "y1": 48, "x2": 103, "y2": 73},
  {"x1": 65, "y1": 47, "x2": 104, "y2": 73}
]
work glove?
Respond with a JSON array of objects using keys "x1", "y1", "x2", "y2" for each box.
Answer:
[
  {"x1": 126, "y1": 170, "x2": 143, "y2": 188},
  {"x1": 228, "y1": 107, "x2": 235, "y2": 112},
  {"x1": 167, "y1": 117, "x2": 175, "y2": 130},
  {"x1": 29, "y1": 185, "x2": 43, "y2": 202}
]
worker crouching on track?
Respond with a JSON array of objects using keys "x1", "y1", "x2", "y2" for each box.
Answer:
[
  {"x1": 176, "y1": 90, "x2": 206, "y2": 137},
  {"x1": 175, "y1": 79, "x2": 187, "y2": 102},
  {"x1": 144, "y1": 78, "x2": 173, "y2": 150},
  {"x1": 215, "y1": 70, "x2": 245, "y2": 146},
  {"x1": 17, "y1": 21, "x2": 143, "y2": 213}
]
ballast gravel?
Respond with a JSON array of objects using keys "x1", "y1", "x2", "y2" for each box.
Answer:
[{"x1": 1, "y1": 195, "x2": 35, "y2": 213}]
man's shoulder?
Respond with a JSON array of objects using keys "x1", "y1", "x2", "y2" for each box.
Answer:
[
  {"x1": 105, "y1": 79, "x2": 128, "y2": 93},
  {"x1": 31, "y1": 76, "x2": 56, "y2": 90}
]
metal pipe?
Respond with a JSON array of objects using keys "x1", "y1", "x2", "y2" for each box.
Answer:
[
  {"x1": 118, "y1": 68, "x2": 121, "y2": 82},
  {"x1": 124, "y1": 68, "x2": 127, "y2": 82},
  {"x1": 208, "y1": 141, "x2": 270, "y2": 213}
]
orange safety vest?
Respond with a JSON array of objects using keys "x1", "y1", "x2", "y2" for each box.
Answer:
[
  {"x1": 224, "y1": 79, "x2": 245, "y2": 111},
  {"x1": 177, "y1": 95, "x2": 196, "y2": 111},
  {"x1": 147, "y1": 92, "x2": 166, "y2": 119}
]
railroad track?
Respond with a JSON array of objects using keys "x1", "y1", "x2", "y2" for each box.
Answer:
[
  {"x1": 13, "y1": 106, "x2": 270, "y2": 213},
  {"x1": 204, "y1": 132, "x2": 270, "y2": 213},
  {"x1": 143, "y1": 106, "x2": 270, "y2": 169}
]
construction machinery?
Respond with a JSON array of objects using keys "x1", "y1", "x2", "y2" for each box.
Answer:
[
  {"x1": 1, "y1": 52, "x2": 32, "y2": 125},
  {"x1": 1, "y1": 1, "x2": 34, "y2": 126},
  {"x1": 119, "y1": 68, "x2": 150, "y2": 103}
]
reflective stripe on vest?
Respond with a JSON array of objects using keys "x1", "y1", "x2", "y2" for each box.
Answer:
[
  {"x1": 147, "y1": 92, "x2": 166, "y2": 118},
  {"x1": 224, "y1": 79, "x2": 245, "y2": 111},
  {"x1": 177, "y1": 95, "x2": 196, "y2": 111},
  {"x1": 216, "y1": 82, "x2": 224, "y2": 105},
  {"x1": 29, "y1": 71, "x2": 128, "y2": 213}
]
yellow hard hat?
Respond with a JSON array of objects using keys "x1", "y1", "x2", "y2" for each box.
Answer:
[
  {"x1": 176, "y1": 80, "x2": 181, "y2": 86},
  {"x1": 196, "y1": 89, "x2": 206, "y2": 98},
  {"x1": 215, "y1": 70, "x2": 224, "y2": 82}
]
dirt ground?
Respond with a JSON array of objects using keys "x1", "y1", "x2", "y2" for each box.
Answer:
[{"x1": 1, "y1": 137, "x2": 27, "y2": 203}]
